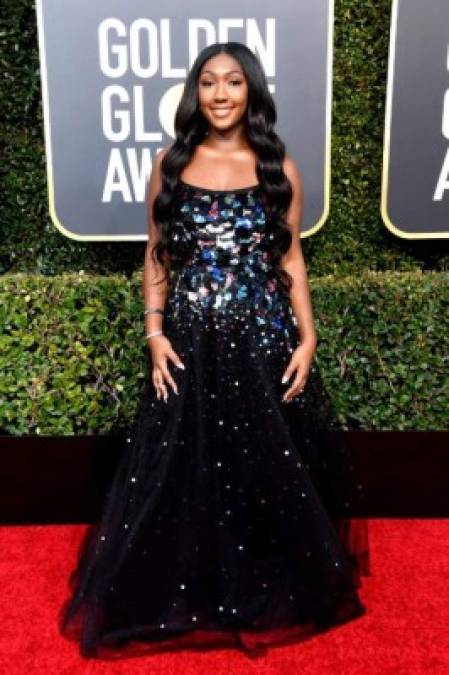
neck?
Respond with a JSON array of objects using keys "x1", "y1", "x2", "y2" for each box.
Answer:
[{"x1": 203, "y1": 123, "x2": 249, "y2": 152}]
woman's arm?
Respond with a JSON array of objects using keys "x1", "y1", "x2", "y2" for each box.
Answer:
[
  {"x1": 143, "y1": 147, "x2": 185, "y2": 400},
  {"x1": 280, "y1": 155, "x2": 318, "y2": 351},
  {"x1": 143, "y1": 148, "x2": 170, "y2": 338}
]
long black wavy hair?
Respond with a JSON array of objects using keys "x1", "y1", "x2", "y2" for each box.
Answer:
[{"x1": 151, "y1": 41, "x2": 294, "y2": 295}]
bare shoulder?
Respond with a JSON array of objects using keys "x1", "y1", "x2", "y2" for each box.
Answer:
[
  {"x1": 282, "y1": 154, "x2": 303, "y2": 196},
  {"x1": 148, "y1": 144, "x2": 173, "y2": 195},
  {"x1": 153, "y1": 143, "x2": 173, "y2": 172}
]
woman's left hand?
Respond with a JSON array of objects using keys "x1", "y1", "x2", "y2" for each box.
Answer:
[{"x1": 280, "y1": 340, "x2": 316, "y2": 403}]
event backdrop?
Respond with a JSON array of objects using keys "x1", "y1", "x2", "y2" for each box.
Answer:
[
  {"x1": 35, "y1": 0, "x2": 333, "y2": 240},
  {"x1": 381, "y1": 0, "x2": 449, "y2": 238}
]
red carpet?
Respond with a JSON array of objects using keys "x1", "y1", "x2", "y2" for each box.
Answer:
[{"x1": 0, "y1": 519, "x2": 448, "y2": 674}]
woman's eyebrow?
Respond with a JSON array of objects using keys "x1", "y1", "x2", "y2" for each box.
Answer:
[{"x1": 200, "y1": 69, "x2": 243, "y2": 76}]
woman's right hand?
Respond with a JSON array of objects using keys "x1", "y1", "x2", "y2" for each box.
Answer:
[{"x1": 148, "y1": 335, "x2": 185, "y2": 402}]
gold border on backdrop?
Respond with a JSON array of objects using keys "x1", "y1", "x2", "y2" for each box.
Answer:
[
  {"x1": 304, "y1": 0, "x2": 334, "y2": 239},
  {"x1": 35, "y1": 0, "x2": 334, "y2": 241},
  {"x1": 35, "y1": 0, "x2": 127, "y2": 241},
  {"x1": 380, "y1": 0, "x2": 449, "y2": 239}
]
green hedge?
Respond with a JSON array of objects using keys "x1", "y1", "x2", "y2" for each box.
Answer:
[
  {"x1": 1, "y1": 0, "x2": 448, "y2": 276},
  {"x1": 1, "y1": 270, "x2": 447, "y2": 434},
  {"x1": 1, "y1": 2, "x2": 447, "y2": 433}
]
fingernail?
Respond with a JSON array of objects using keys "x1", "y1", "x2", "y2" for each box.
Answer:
[
  {"x1": 281, "y1": 375, "x2": 287, "y2": 384},
  {"x1": 178, "y1": 363, "x2": 185, "y2": 370}
]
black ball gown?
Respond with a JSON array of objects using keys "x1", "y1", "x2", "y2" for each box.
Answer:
[{"x1": 59, "y1": 179, "x2": 370, "y2": 658}]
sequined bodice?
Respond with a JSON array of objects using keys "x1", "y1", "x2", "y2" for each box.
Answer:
[{"x1": 165, "y1": 181, "x2": 294, "y2": 337}]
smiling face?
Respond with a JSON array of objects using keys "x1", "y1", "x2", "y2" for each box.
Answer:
[{"x1": 197, "y1": 52, "x2": 249, "y2": 132}]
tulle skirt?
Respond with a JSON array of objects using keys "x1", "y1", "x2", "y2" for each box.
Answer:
[{"x1": 59, "y1": 303, "x2": 370, "y2": 658}]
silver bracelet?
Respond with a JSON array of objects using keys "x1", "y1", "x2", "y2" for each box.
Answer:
[
  {"x1": 145, "y1": 330, "x2": 163, "y2": 339},
  {"x1": 144, "y1": 307, "x2": 164, "y2": 316}
]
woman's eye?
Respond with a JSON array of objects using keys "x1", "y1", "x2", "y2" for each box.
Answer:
[{"x1": 200, "y1": 80, "x2": 242, "y2": 87}]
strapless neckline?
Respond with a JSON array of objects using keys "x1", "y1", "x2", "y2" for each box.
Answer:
[{"x1": 178, "y1": 178, "x2": 261, "y2": 193}]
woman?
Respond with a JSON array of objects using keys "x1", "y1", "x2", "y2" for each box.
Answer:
[{"x1": 59, "y1": 41, "x2": 370, "y2": 659}]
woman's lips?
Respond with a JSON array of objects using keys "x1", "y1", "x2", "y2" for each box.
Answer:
[{"x1": 211, "y1": 108, "x2": 233, "y2": 117}]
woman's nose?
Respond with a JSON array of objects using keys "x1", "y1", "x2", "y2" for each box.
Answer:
[{"x1": 214, "y1": 81, "x2": 227, "y2": 99}]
